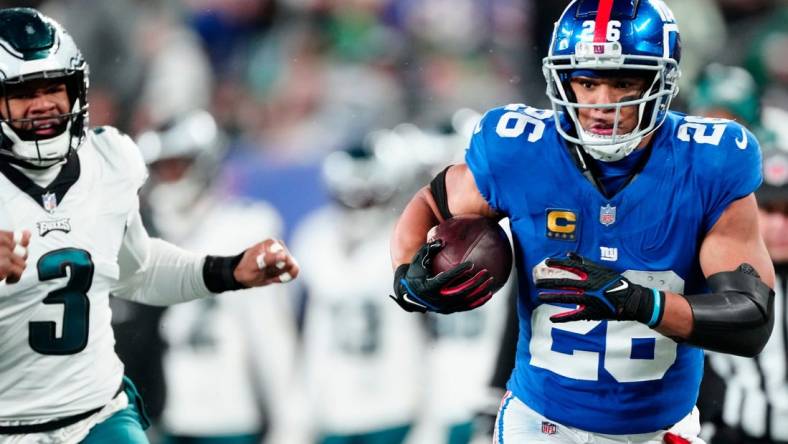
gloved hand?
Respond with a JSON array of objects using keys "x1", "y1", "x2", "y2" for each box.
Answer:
[
  {"x1": 534, "y1": 252, "x2": 665, "y2": 326},
  {"x1": 390, "y1": 240, "x2": 493, "y2": 314}
]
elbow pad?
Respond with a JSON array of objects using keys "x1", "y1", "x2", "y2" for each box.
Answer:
[{"x1": 684, "y1": 264, "x2": 774, "y2": 358}]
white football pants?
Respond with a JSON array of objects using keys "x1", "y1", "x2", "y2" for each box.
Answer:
[{"x1": 493, "y1": 391, "x2": 705, "y2": 444}]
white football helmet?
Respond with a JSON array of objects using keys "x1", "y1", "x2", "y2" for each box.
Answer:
[
  {"x1": 137, "y1": 109, "x2": 225, "y2": 242},
  {"x1": 0, "y1": 8, "x2": 89, "y2": 168},
  {"x1": 322, "y1": 139, "x2": 402, "y2": 210}
]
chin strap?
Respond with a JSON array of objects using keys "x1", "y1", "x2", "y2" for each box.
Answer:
[
  {"x1": 578, "y1": 127, "x2": 643, "y2": 162},
  {"x1": 0, "y1": 120, "x2": 74, "y2": 168}
]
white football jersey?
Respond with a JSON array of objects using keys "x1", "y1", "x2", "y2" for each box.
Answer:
[
  {"x1": 159, "y1": 199, "x2": 304, "y2": 439},
  {"x1": 0, "y1": 127, "x2": 146, "y2": 421},
  {"x1": 292, "y1": 206, "x2": 427, "y2": 435}
]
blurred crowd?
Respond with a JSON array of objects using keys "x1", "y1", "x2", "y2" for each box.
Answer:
[
  {"x1": 0, "y1": 0, "x2": 784, "y2": 218},
  {"x1": 2, "y1": 0, "x2": 787, "y2": 443},
  {"x1": 0, "y1": 0, "x2": 782, "y2": 228}
]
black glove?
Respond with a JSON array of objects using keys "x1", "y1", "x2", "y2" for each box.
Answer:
[
  {"x1": 390, "y1": 240, "x2": 493, "y2": 314},
  {"x1": 534, "y1": 252, "x2": 665, "y2": 326}
]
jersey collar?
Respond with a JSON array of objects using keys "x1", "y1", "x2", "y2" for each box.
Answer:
[{"x1": 0, "y1": 149, "x2": 80, "y2": 212}]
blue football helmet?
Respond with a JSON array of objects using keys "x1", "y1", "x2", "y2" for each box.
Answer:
[{"x1": 543, "y1": 0, "x2": 681, "y2": 161}]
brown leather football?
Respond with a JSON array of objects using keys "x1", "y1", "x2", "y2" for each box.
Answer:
[{"x1": 427, "y1": 215, "x2": 513, "y2": 294}]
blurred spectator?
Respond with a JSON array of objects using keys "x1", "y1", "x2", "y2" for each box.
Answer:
[
  {"x1": 665, "y1": 0, "x2": 727, "y2": 101},
  {"x1": 181, "y1": 0, "x2": 275, "y2": 79},
  {"x1": 130, "y1": 0, "x2": 214, "y2": 134},
  {"x1": 291, "y1": 138, "x2": 428, "y2": 444},
  {"x1": 244, "y1": 10, "x2": 406, "y2": 160},
  {"x1": 689, "y1": 63, "x2": 777, "y2": 148},
  {"x1": 744, "y1": 6, "x2": 788, "y2": 110},
  {"x1": 701, "y1": 144, "x2": 788, "y2": 444},
  {"x1": 692, "y1": 63, "x2": 788, "y2": 444},
  {"x1": 137, "y1": 110, "x2": 306, "y2": 444},
  {"x1": 716, "y1": 0, "x2": 778, "y2": 19},
  {"x1": 389, "y1": 0, "x2": 529, "y2": 125},
  {"x1": 38, "y1": 0, "x2": 145, "y2": 129}
]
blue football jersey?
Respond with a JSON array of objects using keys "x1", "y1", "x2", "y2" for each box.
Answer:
[{"x1": 465, "y1": 104, "x2": 763, "y2": 434}]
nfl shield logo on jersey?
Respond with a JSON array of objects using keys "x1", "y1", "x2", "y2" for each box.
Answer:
[
  {"x1": 599, "y1": 204, "x2": 616, "y2": 226},
  {"x1": 541, "y1": 421, "x2": 557, "y2": 435},
  {"x1": 42, "y1": 192, "x2": 58, "y2": 213}
]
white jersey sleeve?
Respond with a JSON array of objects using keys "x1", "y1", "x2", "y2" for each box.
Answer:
[
  {"x1": 91, "y1": 127, "x2": 213, "y2": 306},
  {"x1": 112, "y1": 211, "x2": 212, "y2": 305},
  {"x1": 90, "y1": 126, "x2": 148, "y2": 194}
]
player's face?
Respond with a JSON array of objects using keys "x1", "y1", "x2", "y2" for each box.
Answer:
[
  {"x1": 0, "y1": 78, "x2": 70, "y2": 137},
  {"x1": 759, "y1": 201, "x2": 788, "y2": 262},
  {"x1": 569, "y1": 76, "x2": 649, "y2": 136}
]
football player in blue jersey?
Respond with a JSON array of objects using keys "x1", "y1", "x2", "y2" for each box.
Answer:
[{"x1": 389, "y1": 0, "x2": 776, "y2": 443}]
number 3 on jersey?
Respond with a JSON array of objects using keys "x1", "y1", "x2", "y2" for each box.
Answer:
[{"x1": 29, "y1": 249, "x2": 94, "y2": 355}]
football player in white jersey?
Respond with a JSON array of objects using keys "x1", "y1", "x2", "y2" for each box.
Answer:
[
  {"x1": 137, "y1": 110, "x2": 307, "y2": 444},
  {"x1": 0, "y1": 8, "x2": 299, "y2": 444},
  {"x1": 291, "y1": 140, "x2": 428, "y2": 444}
]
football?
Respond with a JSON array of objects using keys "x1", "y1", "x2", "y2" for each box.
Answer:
[{"x1": 427, "y1": 215, "x2": 513, "y2": 295}]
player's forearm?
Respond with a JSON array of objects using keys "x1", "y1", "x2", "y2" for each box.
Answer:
[
  {"x1": 653, "y1": 291, "x2": 692, "y2": 339},
  {"x1": 656, "y1": 266, "x2": 775, "y2": 357},
  {"x1": 114, "y1": 238, "x2": 213, "y2": 305},
  {"x1": 115, "y1": 212, "x2": 212, "y2": 305},
  {"x1": 390, "y1": 186, "x2": 441, "y2": 268}
]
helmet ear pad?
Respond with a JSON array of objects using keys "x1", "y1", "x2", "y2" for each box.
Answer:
[{"x1": 63, "y1": 70, "x2": 88, "y2": 142}]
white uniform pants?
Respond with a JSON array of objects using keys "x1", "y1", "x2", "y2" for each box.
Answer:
[{"x1": 493, "y1": 391, "x2": 704, "y2": 444}]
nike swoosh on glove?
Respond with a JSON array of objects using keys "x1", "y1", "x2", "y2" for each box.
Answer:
[
  {"x1": 533, "y1": 252, "x2": 665, "y2": 326},
  {"x1": 390, "y1": 240, "x2": 494, "y2": 314}
]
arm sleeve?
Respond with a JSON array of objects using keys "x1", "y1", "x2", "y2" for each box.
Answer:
[
  {"x1": 112, "y1": 211, "x2": 212, "y2": 305},
  {"x1": 702, "y1": 123, "x2": 763, "y2": 232}
]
